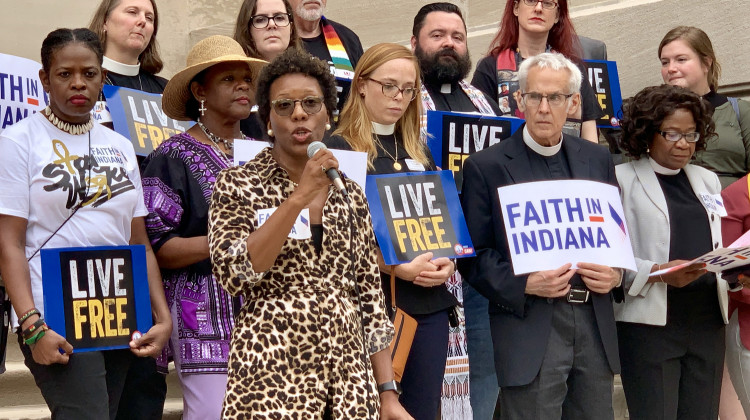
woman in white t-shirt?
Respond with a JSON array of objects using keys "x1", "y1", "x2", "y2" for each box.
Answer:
[{"x1": 0, "y1": 28, "x2": 171, "y2": 419}]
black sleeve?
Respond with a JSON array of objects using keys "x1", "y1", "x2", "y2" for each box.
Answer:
[
  {"x1": 471, "y1": 55, "x2": 499, "y2": 103},
  {"x1": 324, "y1": 134, "x2": 354, "y2": 151},
  {"x1": 578, "y1": 63, "x2": 604, "y2": 122},
  {"x1": 331, "y1": 21, "x2": 364, "y2": 68}
]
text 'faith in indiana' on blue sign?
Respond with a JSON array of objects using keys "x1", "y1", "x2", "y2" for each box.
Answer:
[
  {"x1": 498, "y1": 179, "x2": 636, "y2": 275},
  {"x1": 41, "y1": 245, "x2": 153, "y2": 352},
  {"x1": 366, "y1": 170, "x2": 475, "y2": 265},
  {"x1": 426, "y1": 110, "x2": 523, "y2": 193}
]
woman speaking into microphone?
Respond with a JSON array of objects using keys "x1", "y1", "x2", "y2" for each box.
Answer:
[{"x1": 208, "y1": 48, "x2": 411, "y2": 419}]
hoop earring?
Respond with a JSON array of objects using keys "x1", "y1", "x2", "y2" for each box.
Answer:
[{"x1": 199, "y1": 100, "x2": 207, "y2": 117}]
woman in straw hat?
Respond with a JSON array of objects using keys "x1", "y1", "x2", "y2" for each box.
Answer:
[
  {"x1": 140, "y1": 35, "x2": 266, "y2": 420},
  {"x1": 208, "y1": 47, "x2": 412, "y2": 419}
]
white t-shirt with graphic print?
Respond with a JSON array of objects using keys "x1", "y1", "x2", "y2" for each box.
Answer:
[{"x1": 0, "y1": 112, "x2": 147, "y2": 328}]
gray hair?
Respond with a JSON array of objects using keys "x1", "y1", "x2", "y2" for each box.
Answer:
[{"x1": 518, "y1": 52, "x2": 582, "y2": 95}]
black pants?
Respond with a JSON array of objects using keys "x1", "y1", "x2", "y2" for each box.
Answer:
[
  {"x1": 115, "y1": 356, "x2": 167, "y2": 420},
  {"x1": 617, "y1": 319, "x2": 725, "y2": 420},
  {"x1": 19, "y1": 332, "x2": 134, "y2": 420},
  {"x1": 400, "y1": 309, "x2": 450, "y2": 420}
]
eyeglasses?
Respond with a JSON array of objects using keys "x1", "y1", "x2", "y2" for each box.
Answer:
[
  {"x1": 250, "y1": 13, "x2": 291, "y2": 29},
  {"x1": 520, "y1": 92, "x2": 573, "y2": 107},
  {"x1": 659, "y1": 131, "x2": 700, "y2": 143},
  {"x1": 366, "y1": 78, "x2": 418, "y2": 101},
  {"x1": 520, "y1": 0, "x2": 558, "y2": 9},
  {"x1": 271, "y1": 96, "x2": 324, "y2": 116}
]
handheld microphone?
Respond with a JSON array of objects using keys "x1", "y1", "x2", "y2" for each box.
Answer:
[{"x1": 307, "y1": 141, "x2": 348, "y2": 196}]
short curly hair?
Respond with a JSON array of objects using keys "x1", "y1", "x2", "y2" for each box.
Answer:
[
  {"x1": 255, "y1": 48, "x2": 337, "y2": 133},
  {"x1": 620, "y1": 84, "x2": 715, "y2": 159}
]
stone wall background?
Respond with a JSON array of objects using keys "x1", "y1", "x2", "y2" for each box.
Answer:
[{"x1": 2, "y1": 0, "x2": 748, "y2": 99}]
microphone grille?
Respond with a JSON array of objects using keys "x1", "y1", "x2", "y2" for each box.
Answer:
[{"x1": 307, "y1": 141, "x2": 326, "y2": 158}]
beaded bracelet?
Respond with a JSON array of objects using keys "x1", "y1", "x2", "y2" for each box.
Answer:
[
  {"x1": 24, "y1": 324, "x2": 48, "y2": 346},
  {"x1": 18, "y1": 307, "x2": 40, "y2": 325},
  {"x1": 22, "y1": 317, "x2": 47, "y2": 340}
]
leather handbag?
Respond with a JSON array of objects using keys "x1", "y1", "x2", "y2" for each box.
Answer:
[{"x1": 388, "y1": 269, "x2": 417, "y2": 383}]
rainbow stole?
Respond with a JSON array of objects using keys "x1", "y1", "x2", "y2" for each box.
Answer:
[{"x1": 321, "y1": 17, "x2": 354, "y2": 81}]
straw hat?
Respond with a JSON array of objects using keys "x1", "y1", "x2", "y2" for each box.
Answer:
[{"x1": 162, "y1": 35, "x2": 267, "y2": 121}]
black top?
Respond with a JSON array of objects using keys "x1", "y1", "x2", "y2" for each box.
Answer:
[
  {"x1": 301, "y1": 18, "x2": 364, "y2": 117},
  {"x1": 704, "y1": 90, "x2": 730, "y2": 110},
  {"x1": 325, "y1": 133, "x2": 459, "y2": 315},
  {"x1": 471, "y1": 54, "x2": 603, "y2": 122},
  {"x1": 423, "y1": 80, "x2": 502, "y2": 115},
  {"x1": 524, "y1": 143, "x2": 587, "y2": 288},
  {"x1": 105, "y1": 70, "x2": 167, "y2": 94},
  {"x1": 240, "y1": 112, "x2": 266, "y2": 141},
  {"x1": 656, "y1": 170, "x2": 721, "y2": 323}
]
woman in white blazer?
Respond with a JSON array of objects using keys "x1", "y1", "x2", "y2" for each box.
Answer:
[{"x1": 616, "y1": 84, "x2": 727, "y2": 420}]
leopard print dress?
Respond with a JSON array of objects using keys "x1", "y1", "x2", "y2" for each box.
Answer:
[{"x1": 208, "y1": 148, "x2": 394, "y2": 419}]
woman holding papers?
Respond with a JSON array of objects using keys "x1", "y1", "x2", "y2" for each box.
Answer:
[
  {"x1": 234, "y1": 0, "x2": 300, "y2": 139},
  {"x1": 326, "y1": 43, "x2": 456, "y2": 420},
  {"x1": 208, "y1": 48, "x2": 410, "y2": 419},
  {"x1": 140, "y1": 35, "x2": 265, "y2": 420},
  {"x1": 615, "y1": 83, "x2": 728, "y2": 419},
  {"x1": 0, "y1": 28, "x2": 171, "y2": 419},
  {"x1": 659, "y1": 26, "x2": 750, "y2": 190},
  {"x1": 89, "y1": 0, "x2": 167, "y2": 94}
]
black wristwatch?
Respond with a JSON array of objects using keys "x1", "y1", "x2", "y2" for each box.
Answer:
[{"x1": 377, "y1": 380, "x2": 402, "y2": 395}]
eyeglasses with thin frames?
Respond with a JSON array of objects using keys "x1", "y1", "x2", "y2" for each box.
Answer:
[
  {"x1": 520, "y1": 0, "x2": 558, "y2": 10},
  {"x1": 659, "y1": 131, "x2": 700, "y2": 143},
  {"x1": 250, "y1": 13, "x2": 291, "y2": 29},
  {"x1": 366, "y1": 78, "x2": 418, "y2": 102},
  {"x1": 520, "y1": 92, "x2": 573, "y2": 108},
  {"x1": 271, "y1": 96, "x2": 324, "y2": 116}
]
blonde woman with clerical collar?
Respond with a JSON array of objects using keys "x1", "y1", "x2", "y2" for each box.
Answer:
[
  {"x1": 141, "y1": 35, "x2": 265, "y2": 420},
  {"x1": 89, "y1": 0, "x2": 167, "y2": 94},
  {"x1": 0, "y1": 28, "x2": 171, "y2": 419},
  {"x1": 326, "y1": 43, "x2": 456, "y2": 420}
]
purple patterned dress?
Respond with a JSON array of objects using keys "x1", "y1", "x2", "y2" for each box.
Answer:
[{"x1": 141, "y1": 132, "x2": 238, "y2": 374}]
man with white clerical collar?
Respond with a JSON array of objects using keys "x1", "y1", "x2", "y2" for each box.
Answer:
[
  {"x1": 459, "y1": 52, "x2": 623, "y2": 420},
  {"x1": 411, "y1": 2, "x2": 499, "y2": 117},
  {"x1": 290, "y1": 0, "x2": 363, "y2": 119}
]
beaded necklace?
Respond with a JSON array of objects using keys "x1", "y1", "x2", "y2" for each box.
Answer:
[{"x1": 42, "y1": 107, "x2": 94, "y2": 135}]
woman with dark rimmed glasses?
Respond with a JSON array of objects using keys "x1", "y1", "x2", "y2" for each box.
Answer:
[
  {"x1": 327, "y1": 42, "x2": 456, "y2": 420},
  {"x1": 615, "y1": 83, "x2": 728, "y2": 419},
  {"x1": 208, "y1": 48, "x2": 412, "y2": 419},
  {"x1": 233, "y1": 0, "x2": 301, "y2": 140}
]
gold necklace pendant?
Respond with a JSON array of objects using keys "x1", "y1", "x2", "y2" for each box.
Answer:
[{"x1": 393, "y1": 161, "x2": 402, "y2": 170}]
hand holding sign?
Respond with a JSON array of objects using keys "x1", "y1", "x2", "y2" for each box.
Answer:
[
  {"x1": 31, "y1": 328, "x2": 73, "y2": 365},
  {"x1": 525, "y1": 263, "x2": 575, "y2": 298},
  {"x1": 129, "y1": 320, "x2": 170, "y2": 358},
  {"x1": 577, "y1": 262, "x2": 621, "y2": 294},
  {"x1": 413, "y1": 256, "x2": 455, "y2": 288},
  {"x1": 651, "y1": 260, "x2": 707, "y2": 288}
]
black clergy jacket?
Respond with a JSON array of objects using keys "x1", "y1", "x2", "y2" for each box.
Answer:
[{"x1": 457, "y1": 126, "x2": 621, "y2": 387}]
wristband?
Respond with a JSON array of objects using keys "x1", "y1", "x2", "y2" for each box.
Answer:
[
  {"x1": 22, "y1": 317, "x2": 47, "y2": 340},
  {"x1": 18, "y1": 307, "x2": 40, "y2": 325},
  {"x1": 24, "y1": 324, "x2": 48, "y2": 346}
]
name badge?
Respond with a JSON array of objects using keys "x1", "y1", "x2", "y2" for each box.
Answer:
[
  {"x1": 404, "y1": 159, "x2": 426, "y2": 171},
  {"x1": 257, "y1": 207, "x2": 312, "y2": 239},
  {"x1": 699, "y1": 192, "x2": 728, "y2": 217}
]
